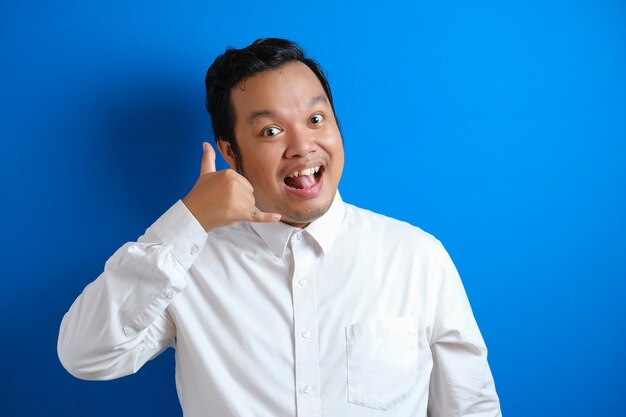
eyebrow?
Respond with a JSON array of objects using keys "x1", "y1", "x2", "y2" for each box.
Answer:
[
  {"x1": 247, "y1": 110, "x2": 275, "y2": 124},
  {"x1": 308, "y1": 94, "x2": 328, "y2": 108},
  {"x1": 246, "y1": 94, "x2": 329, "y2": 125}
]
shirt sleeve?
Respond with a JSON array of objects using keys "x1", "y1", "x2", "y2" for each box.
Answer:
[
  {"x1": 427, "y1": 241, "x2": 502, "y2": 417},
  {"x1": 57, "y1": 200, "x2": 208, "y2": 380}
]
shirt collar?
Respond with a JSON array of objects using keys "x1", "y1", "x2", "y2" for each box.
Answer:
[{"x1": 250, "y1": 191, "x2": 346, "y2": 258}]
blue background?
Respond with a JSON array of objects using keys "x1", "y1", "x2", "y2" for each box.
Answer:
[{"x1": 1, "y1": 1, "x2": 625, "y2": 416}]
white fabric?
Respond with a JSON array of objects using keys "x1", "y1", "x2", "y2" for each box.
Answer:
[{"x1": 58, "y1": 192, "x2": 501, "y2": 417}]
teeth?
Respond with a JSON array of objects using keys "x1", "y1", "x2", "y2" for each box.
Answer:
[{"x1": 287, "y1": 166, "x2": 320, "y2": 178}]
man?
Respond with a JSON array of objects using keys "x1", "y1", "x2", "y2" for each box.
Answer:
[{"x1": 58, "y1": 38, "x2": 501, "y2": 416}]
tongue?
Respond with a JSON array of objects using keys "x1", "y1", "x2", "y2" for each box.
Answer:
[{"x1": 285, "y1": 174, "x2": 316, "y2": 189}]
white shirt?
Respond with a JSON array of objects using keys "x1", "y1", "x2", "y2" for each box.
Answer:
[{"x1": 58, "y1": 192, "x2": 501, "y2": 417}]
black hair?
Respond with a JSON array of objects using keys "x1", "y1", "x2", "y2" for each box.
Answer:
[{"x1": 205, "y1": 38, "x2": 338, "y2": 171}]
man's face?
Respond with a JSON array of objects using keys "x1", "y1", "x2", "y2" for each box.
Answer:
[{"x1": 219, "y1": 60, "x2": 344, "y2": 228}]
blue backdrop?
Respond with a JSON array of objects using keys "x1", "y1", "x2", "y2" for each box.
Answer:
[{"x1": 1, "y1": 1, "x2": 624, "y2": 416}]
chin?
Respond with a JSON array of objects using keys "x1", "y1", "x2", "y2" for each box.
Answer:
[{"x1": 282, "y1": 200, "x2": 332, "y2": 226}]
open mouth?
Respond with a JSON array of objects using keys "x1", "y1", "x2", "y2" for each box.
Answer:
[{"x1": 283, "y1": 166, "x2": 323, "y2": 190}]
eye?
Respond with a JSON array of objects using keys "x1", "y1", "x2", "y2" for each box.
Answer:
[
  {"x1": 262, "y1": 126, "x2": 282, "y2": 137},
  {"x1": 310, "y1": 114, "x2": 324, "y2": 124}
]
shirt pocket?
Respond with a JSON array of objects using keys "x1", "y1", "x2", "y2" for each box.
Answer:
[{"x1": 345, "y1": 316, "x2": 418, "y2": 411}]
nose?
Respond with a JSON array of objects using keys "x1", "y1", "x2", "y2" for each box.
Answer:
[{"x1": 284, "y1": 126, "x2": 316, "y2": 159}]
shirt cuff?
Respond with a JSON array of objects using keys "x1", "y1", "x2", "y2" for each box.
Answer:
[{"x1": 149, "y1": 199, "x2": 208, "y2": 270}]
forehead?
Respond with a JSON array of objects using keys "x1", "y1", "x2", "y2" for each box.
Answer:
[{"x1": 230, "y1": 61, "x2": 328, "y2": 122}]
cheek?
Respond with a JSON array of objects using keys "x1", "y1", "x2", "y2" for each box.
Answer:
[
  {"x1": 319, "y1": 130, "x2": 344, "y2": 156},
  {"x1": 246, "y1": 152, "x2": 282, "y2": 186},
  {"x1": 243, "y1": 144, "x2": 283, "y2": 172}
]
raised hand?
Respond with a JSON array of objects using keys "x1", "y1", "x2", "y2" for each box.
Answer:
[{"x1": 182, "y1": 142, "x2": 281, "y2": 232}]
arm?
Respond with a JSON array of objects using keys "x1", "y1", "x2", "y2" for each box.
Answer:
[
  {"x1": 427, "y1": 242, "x2": 502, "y2": 417},
  {"x1": 57, "y1": 200, "x2": 207, "y2": 380},
  {"x1": 57, "y1": 142, "x2": 280, "y2": 380}
]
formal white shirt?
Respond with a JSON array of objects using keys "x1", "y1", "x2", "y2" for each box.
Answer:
[{"x1": 58, "y1": 192, "x2": 501, "y2": 417}]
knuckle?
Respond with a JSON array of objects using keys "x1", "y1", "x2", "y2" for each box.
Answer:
[{"x1": 225, "y1": 181, "x2": 239, "y2": 194}]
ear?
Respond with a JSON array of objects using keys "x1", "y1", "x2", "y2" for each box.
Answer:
[{"x1": 217, "y1": 139, "x2": 237, "y2": 170}]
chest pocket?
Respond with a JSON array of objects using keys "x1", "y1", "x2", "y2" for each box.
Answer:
[{"x1": 345, "y1": 316, "x2": 419, "y2": 411}]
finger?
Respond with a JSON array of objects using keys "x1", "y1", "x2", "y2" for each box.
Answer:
[
  {"x1": 249, "y1": 211, "x2": 281, "y2": 223},
  {"x1": 239, "y1": 188, "x2": 255, "y2": 207},
  {"x1": 224, "y1": 169, "x2": 254, "y2": 193},
  {"x1": 200, "y1": 142, "x2": 216, "y2": 175},
  {"x1": 233, "y1": 172, "x2": 254, "y2": 193}
]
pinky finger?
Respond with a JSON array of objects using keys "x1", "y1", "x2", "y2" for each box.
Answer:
[{"x1": 250, "y1": 211, "x2": 281, "y2": 222}]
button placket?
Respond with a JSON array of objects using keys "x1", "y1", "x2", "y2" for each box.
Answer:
[{"x1": 290, "y1": 231, "x2": 322, "y2": 417}]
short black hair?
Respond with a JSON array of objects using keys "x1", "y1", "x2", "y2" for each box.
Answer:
[{"x1": 205, "y1": 38, "x2": 338, "y2": 171}]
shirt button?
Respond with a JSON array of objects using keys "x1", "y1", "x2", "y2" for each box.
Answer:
[
  {"x1": 301, "y1": 330, "x2": 311, "y2": 339},
  {"x1": 164, "y1": 289, "x2": 174, "y2": 298},
  {"x1": 190, "y1": 245, "x2": 199, "y2": 255},
  {"x1": 296, "y1": 233, "x2": 303, "y2": 241},
  {"x1": 303, "y1": 384, "x2": 313, "y2": 394},
  {"x1": 298, "y1": 279, "x2": 308, "y2": 287}
]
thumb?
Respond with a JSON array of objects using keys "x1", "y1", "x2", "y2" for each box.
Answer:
[{"x1": 200, "y1": 142, "x2": 217, "y2": 175}]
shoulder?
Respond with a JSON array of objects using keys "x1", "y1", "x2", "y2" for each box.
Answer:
[{"x1": 341, "y1": 201, "x2": 445, "y2": 255}]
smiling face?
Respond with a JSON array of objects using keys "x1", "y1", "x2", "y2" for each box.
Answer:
[{"x1": 217, "y1": 60, "x2": 344, "y2": 228}]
